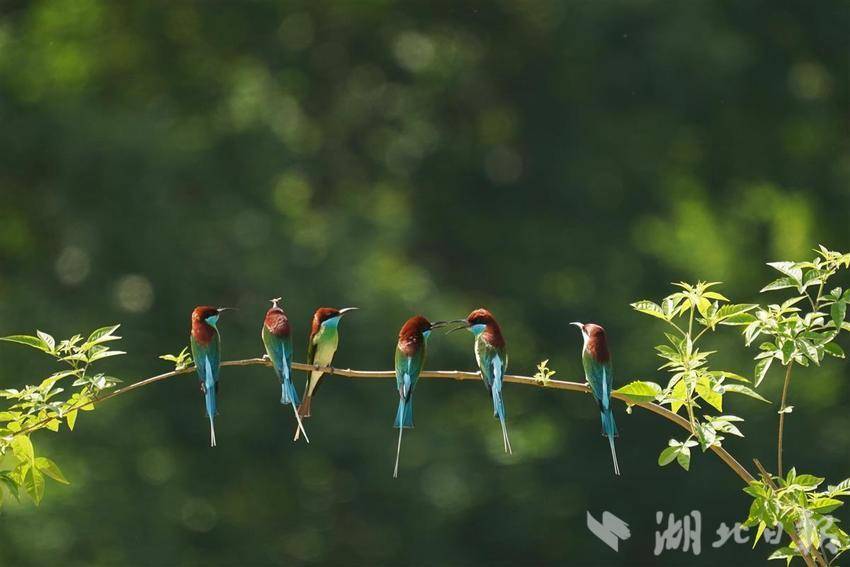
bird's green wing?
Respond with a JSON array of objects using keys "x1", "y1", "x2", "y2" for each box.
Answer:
[
  {"x1": 582, "y1": 352, "x2": 613, "y2": 407},
  {"x1": 395, "y1": 345, "x2": 424, "y2": 400},
  {"x1": 262, "y1": 327, "x2": 290, "y2": 379},
  {"x1": 474, "y1": 338, "x2": 506, "y2": 390}
]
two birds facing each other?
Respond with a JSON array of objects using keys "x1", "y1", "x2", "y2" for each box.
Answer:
[{"x1": 189, "y1": 302, "x2": 621, "y2": 478}]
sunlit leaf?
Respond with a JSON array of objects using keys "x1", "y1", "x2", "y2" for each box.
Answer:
[
  {"x1": 614, "y1": 381, "x2": 662, "y2": 402},
  {"x1": 724, "y1": 384, "x2": 771, "y2": 404},
  {"x1": 0, "y1": 335, "x2": 53, "y2": 354},
  {"x1": 630, "y1": 300, "x2": 669, "y2": 321},
  {"x1": 35, "y1": 457, "x2": 69, "y2": 485}
]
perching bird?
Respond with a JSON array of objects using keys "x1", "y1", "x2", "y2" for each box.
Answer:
[
  {"x1": 294, "y1": 306, "x2": 358, "y2": 440},
  {"x1": 447, "y1": 308, "x2": 512, "y2": 454},
  {"x1": 393, "y1": 315, "x2": 447, "y2": 478},
  {"x1": 190, "y1": 306, "x2": 233, "y2": 447},
  {"x1": 261, "y1": 297, "x2": 309, "y2": 443},
  {"x1": 572, "y1": 322, "x2": 620, "y2": 475}
]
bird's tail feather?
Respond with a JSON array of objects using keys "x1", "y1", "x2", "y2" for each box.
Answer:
[
  {"x1": 493, "y1": 389, "x2": 512, "y2": 454},
  {"x1": 293, "y1": 395, "x2": 312, "y2": 441},
  {"x1": 203, "y1": 380, "x2": 217, "y2": 447},
  {"x1": 297, "y1": 394, "x2": 312, "y2": 418},
  {"x1": 291, "y1": 403, "x2": 309, "y2": 444},
  {"x1": 280, "y1": 376, "x2": 300, "y2": 406},
  {"x1": 601, "y1": 408, "x2": 620, "y2": 475},
  {"x1": 394, "y1": 397, "x2": 414, "y2": 429},
  {"x1": 393, "y1": 423, "x2": 404, "y2": 478},
  {"x1": 209, "y1": 415, "x2": 217, "y2": 448}
]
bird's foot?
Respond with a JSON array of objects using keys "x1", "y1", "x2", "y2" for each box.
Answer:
[
  {"x1": 261, "y1": 354, "x2": 270, "y2": 361},
  {"x1": 313, "y1": 364, "x2": 322, "y2": 371}
]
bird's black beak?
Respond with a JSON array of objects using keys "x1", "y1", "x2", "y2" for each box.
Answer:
[
  {"x1": 217, "y1": 307, "x2": 237, "y2": 314},
  {"x1": 443, "y1": 319, "x2": 470, "y2": 334},
  {"x1": 430, "y1": 320, "x2": 451, "y2": 330},
  {"x1": 570, "y1": 321, "x2": 584, "y2": 332},
  {"x1": 339, "y1": 307, "x2": 359, "y2": 315}
]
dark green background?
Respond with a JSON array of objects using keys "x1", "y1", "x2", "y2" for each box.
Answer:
[{"x1": 0, "y1": 1, "x2": 848, "y2": 565}]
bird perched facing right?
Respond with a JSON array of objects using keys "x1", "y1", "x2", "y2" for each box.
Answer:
[
  {"x1": 190, "y1": 305, "x2": 234, "y2": 447},
  {"x1": 572, "y1": 321, "x2": 620, "y2": 475},
  {"x1": 393, "y1": 315, "x2": 447, "y2": 478},
  {"x1": 294, "y1": 306, "x2": 358, "y2": 441}
]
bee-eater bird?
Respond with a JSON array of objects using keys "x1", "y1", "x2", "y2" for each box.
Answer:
[
  {"x1": 447, "y1": 308, "x2": 512, "y2": 454},
  {"x1": 572, "y1": 322, "x2": 620, "y2": 476},
  {"x1": 190, "y1": 306, "x2": 233, "y2": 447},
  {"x1": 294, "y1": 306, "x2": 358, "y2": 441},
  {"x1": 262, "y1": 297, "x2": 309, "y2": 443},
  {"x1": 393, "y1": 315, "x2": 448, "y2": 478}
]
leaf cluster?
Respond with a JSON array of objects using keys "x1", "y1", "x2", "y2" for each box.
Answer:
[{"x1": 0, "y1": 325, "x2": 124, "y2": 506}]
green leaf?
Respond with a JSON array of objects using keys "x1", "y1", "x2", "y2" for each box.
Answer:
[
  {"x1": 755, "y1": 357, "x2": 773, "y2": 388},
  {"x1": 761, "y1": 277, "x2": 798, "y2": 293},
  {"x1": 0, "y1": 335, "x2": 53, "y2": 354},
  {"x1": 10, "y1": 435, "x2": 34, "y2": 464},
  {"x1": 767, "y1": 545, "x2": 798, "y2": 562},
  {"x1": 614, "y1": 381, "x2": 662, "y2": 402},
  {"x1": 753, "y1": 521, "x2": 766, "y2": 548},
  {"x1": 832, "y1": 300, "x2": 847, "y2": 328},
  {"x1": 810, "y1": 497, "x2": 842, "y2": 513},
  {"x1": 767, "y1": 261, "x2": 803, "y2": 283},
  {"x1": 676, "y1": 445, "x2": 691, "y2": 470},
  {"x1": 716, "y1": 304, "x2": 758, "y2": 326},
  {"x1": 24, "y1": 466, "x2": 45, "y2": 505},
  {"x1": 0, "y1": 474, "x2": 19, "y2": 503},
  {"x1": 36, "y1": 330, "x2": 55, "y2": 353},
  {"x1": 669, "y1": 379, "x2": 688, "y2": 414},
  {"x1": 65, "y1": 408, "x2": 78, "y2": 431},
  {"x1": 794, "y1": 474, "x2": 823, "y2": 489},
  {"x1": 87, "y1": 350, "x2": 126, "y2": 363},
  {"x1": 709, "y1": 371, "x2": 750, "y2": 383},
  {"x1": 631, "y1": 300, "x2": 669, "y2": 321},
  {"x1": 35, "y1": 457, "x2": 69, "y2": 485},
  {"x1": 695, "y1": 377, "x2": 723, "y2": 411},
  {"x1": 658, "y1": 446, "x2": 678, "y2": 466},
  {"x1": 86, "y1": 324, "x2": 121, "y2": 345},
  {"x1": 724, "y1": 384, "x2": 771, "y2": 404}
]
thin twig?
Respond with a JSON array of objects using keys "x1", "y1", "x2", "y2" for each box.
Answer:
[
  {"x1": 778, "y1": 363, "x2": 794, "y2": 477},
  {"x1": 10, "y1": 357, "x2": 755, "y2": 483}
]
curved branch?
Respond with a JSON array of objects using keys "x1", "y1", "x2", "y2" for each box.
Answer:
[{"x1": 17, "y1": 357, "x2": 754, "y2": 484}]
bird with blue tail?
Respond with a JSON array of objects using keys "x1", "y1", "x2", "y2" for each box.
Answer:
[
  {"x1": 261, "y1": 297, "x2": 309, "y2": 443},
  {"x1": 572, "y1": 321, "x2": 620, "y2": 475},
  {"x1": 446, "y1": 308, "x2": 512, "y2": 454},
  {"x1": 294, "y1": 306, "x2": 358, "y2": 441},
  {"x1": 393, "y1": 315, "x2": 449, "y2": 478},
  {"x1": 190, "y1": 306, "x2": 234, "y2": 447}
]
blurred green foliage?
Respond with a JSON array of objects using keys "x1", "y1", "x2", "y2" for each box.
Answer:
[{"x1": 0, "y1": 0, "x2": 848, "y2": 565}]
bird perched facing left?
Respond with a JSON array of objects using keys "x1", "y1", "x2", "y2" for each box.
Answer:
[
  {"x1": 572, "y1": 321, "x2": 620, "y2": 476},
  {"x1": 393, "y1": 315, "x2": 447, "y2": 478},
  {"x1": 447, "y1": 308, "x2": 512, "y2": 454},
  {"x1": 190, "y1": 306, "x2": 233, "y2": 447},
  {"x1": 261, "y1": 297, "x2": 309, "y2": 443}
]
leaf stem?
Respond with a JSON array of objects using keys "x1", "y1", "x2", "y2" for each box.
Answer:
[{"x1": 777, "y1": 363, "x2": 794, "y2": 477}]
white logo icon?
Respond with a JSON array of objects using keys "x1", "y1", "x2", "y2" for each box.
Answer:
[{"x1": 587, "y1": 511, "x2": 631, "y2": 551}]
